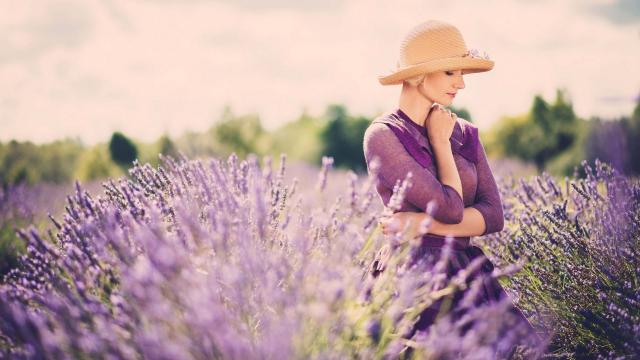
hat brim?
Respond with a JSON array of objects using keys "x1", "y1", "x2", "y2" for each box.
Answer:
[{"x1": 378, "y1": 57, "x2": 494, "y2": 85}]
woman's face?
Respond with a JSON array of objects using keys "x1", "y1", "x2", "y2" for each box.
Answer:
[{"x1": 420, "y1": 69, "x2": 465, "y2": 105}]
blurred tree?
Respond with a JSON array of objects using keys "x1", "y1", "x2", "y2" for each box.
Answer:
[
  {"x1": 211, "y1": 105, "x2": 266, "y2": 159},
  {"x1": 529, "y1": 90, "x2": 579, "y2": 170},
  {"x1": 0, "y1": 140, "x2": 39, "y2": 185},
  {"x1": 0, "y1": 139, "x2": 84, "y2": 185},
  {"x1": 109, "y1": 132, "x2": 138, "y2": 167},
  {"x1": 545, "y1": 119, "x2": 588, "y2": 177},
  {"x1": 488, "y1": 89, "x2": 581, "y2": 174},
  {"x1": 75, "y1": 146, "x2": 121, "y2": 181},
  {"x1": 175, "y1": 130, "x2": 217, "y2": 158},
  {"x1": 267, "y1": 108, "x2": 324, "y2": 163},
  {"x1": 319, "y1": 104, "x2": 369, "y2": 172},
  {"x1": 450, "y1": 105, "x2": 472, "y2": 123},
  {"x1": 39, "y1": 139, "x2": 84, "y2": 183},
  {"x1": 158, "y1": 134, "x2": 179, "y2": 159}
]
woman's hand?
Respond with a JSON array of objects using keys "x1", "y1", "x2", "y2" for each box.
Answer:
[
  {"x1": 425, "y1": 103, "x2": 457, "y2": 145},
  {"x1": 379, "y1": 212, "x2": 432, "y2": 240}
]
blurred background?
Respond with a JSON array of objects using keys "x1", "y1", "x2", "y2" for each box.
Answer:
[{"x1": 1, "y1": 0, "x2": 639, "y2": 186}]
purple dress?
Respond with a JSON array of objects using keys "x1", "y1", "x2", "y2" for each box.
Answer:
[{"x1": 362, "y1": 108, "x2": 539, "y2": 343}]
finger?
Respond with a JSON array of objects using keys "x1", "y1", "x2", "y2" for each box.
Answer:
[{"x1": 427, "y1": 104, "x2": 437, "y2": 118}]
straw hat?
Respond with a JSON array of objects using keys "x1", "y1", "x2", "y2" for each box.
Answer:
[{"x1": 378, "y1": 20, "x2": 494, "y2": 85}]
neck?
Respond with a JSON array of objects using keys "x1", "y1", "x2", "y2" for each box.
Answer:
[{"x1": 398, "y1": 82, "x2": 434, "y2": 128}]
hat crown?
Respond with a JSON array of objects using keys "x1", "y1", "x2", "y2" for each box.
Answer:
[
  {"x1": 398, "y1": 20, "x2": 468, "y2": 68},
  {"x1": 378, "y1": 19, "x2": 493, "y2": 85}
]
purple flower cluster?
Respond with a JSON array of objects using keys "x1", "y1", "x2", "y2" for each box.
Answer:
[
  {"x1": 1, "y1": 182, "x2": 97, "y2": 278},
  {"x1": 476, "y1": 159, "x2": 639, "y2": 358},
  {"x1": 0, "y1": 153, "x2": 635, "y2": 359}
]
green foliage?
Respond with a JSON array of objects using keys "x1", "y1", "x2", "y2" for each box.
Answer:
[
  {"x1": 528, "y1": 90, "x2": 579, "y2": 170},
  {"x1": 4, "y1": 93, "x2": 637, "y2": 185},
  {"x1": 0, "y1": 139, "x2": 84, "y2": 185},
  {"x1": 266, "y1": 109, "x2": 324, "y2": 163},
  {"x1": 487, "y1": 113, "x2": 530, "y2": 158},
  {"x1": 157, "y1": 135, "x2": 179, "y2": 159},
  {"x1": 488, "y1": 90, "x2": 640, "y2": 177},
  {"x1": 132, "y1": 135, "x2": 179, "y2": 169},
  {"x1": 0, "y1": 140, "x2": 39, "y2": 184},
  {"x1": 175, "y1": 131, "x2": 218, "y2": 158},
  {"x1": 319, "y1": 104, "x2": 369, "y2": 172},
  {"x1": 0, "y1": 223, "x2": 26, "y2": 279},
  {"x1": 545, "y1": 120, "x2": 588, "y2": 177},
  {"x1": 39, "y1": 140, "x2": 84, "y2": 183},
  {"x1": 108, "y1": 132, "x2": 138, "y2": 167},
  {"x1": 211, "y1": 106, "x2": 267, "y2": 159},
  {"x1": 487, "y1": 89, "x2": 583, "y2": 176},
  {"x1": 74, "y1": 146, "x2": 122, "y2": 181}
]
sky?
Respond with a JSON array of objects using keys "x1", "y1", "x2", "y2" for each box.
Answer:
[{"x1": 0, "y1": 0, "x2": 639, "y2": 145}]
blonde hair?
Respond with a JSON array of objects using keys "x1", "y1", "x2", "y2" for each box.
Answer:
[{"x1": 403, "y1": 73, "x2": 427, "y2": 87}]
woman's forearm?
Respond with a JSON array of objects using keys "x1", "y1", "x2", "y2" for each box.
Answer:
[
  {"x1": 427, "y1": 207, "x2": 486, "y2": 237},
  {"x1": 431, "y1": 141, "x2": 463, "y2": 200}
]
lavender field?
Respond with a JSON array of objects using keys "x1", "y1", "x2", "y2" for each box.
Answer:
[{"x1": 0, "y1": 153, "x2": 638, "y2": 359}]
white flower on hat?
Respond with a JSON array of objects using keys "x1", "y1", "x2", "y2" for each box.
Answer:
[{"x1": 464, "y1": 48, "x2": 491, "y2": 60}]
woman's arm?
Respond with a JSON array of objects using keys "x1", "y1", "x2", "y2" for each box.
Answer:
[
  {"x1": 426, "y1": 207, "x2": 486, "y2": 237},
  {"x1": 383, "y1": 207, "x2": 485, "y2": 238},
  {"x1": 363, "y1": 123, "x2": 464, "y2": 224},
  {"x1": 469, "y1": 135, "x2": 504, "y2": 235},
  {"x1": 384, "y1": 135, "x2": 504, "y2": 238},
  {"x1": 431, "y1": 139, "x2": 463, "y2": 203},
  {"x1": 424, "y1": 135, "x2": 504, "y2": 236}
]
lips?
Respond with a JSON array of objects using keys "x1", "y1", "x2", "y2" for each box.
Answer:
[{"x1": 447, "y1": 93, "x2": 456, "y2": 97}]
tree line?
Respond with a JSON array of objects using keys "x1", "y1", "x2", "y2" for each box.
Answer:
[{"x1": 1, "y1": 89, "x2": 638, "y2": 186}]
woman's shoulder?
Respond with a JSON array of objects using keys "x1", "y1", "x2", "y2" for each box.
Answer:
[
  {"x1": 363, "y1": 120, "x2": 394, "y2": 148},
  {"x1": 455, "y1": 116, "x2": 479, "y2": 142},
  {"x1": 455, "y1": 116, "x2": 478, "y2": 132},
  {"x1": 453, "y1": 116, "x2": 481, "y2": 163},
  {"x1": 365, "y1": 113, "x2": 397, "y2": 137}
]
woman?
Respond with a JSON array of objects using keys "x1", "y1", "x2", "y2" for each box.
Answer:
[{"x1": 362, "y1": 20, "x2": 541, "y2": 354}]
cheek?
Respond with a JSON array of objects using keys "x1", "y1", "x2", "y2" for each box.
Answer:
[{"x1": 430, "y1": 79, "x2": 447, "y2": 92}]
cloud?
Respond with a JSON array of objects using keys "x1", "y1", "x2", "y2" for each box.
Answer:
[
  {"x1": 0, "y1": 1, "x2": 94, "y2": 65},
  {"x1": 0, "y1": 0, "x2": 638, "y2": 145},
  {"x1": 139, "y1": 0, "x2": 344, "y2": 12},
  {"x1": 585, "y1": 0, "x2": 640, "y2": 25}
]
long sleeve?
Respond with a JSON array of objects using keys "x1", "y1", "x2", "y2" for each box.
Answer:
[
  {"x1": 470, "y1": 136, "x2": 505, "y2": 235},
  {"x1": 363, "y1": 123, "x2": 464, "y2": 224}
]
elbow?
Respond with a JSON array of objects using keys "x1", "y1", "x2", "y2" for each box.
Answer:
[
  {"x1": 434, "y1": 202, "x2": 464, "y2": 224},
  {"x1": 472, "y1": 202, "x2": 504, "y2": 235},
  {"x1": 450, "y1": 206, "x2": 464, "y2": 224},
  {"x1": 485, "y1": 207, "x2": 505, "y2": 235},
  {"x1": 494, "y1": 205, "x2": 505, "y2": 232},
  {"x1": 493, "y1": 214, "x2": 505, "y2": 233}
]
